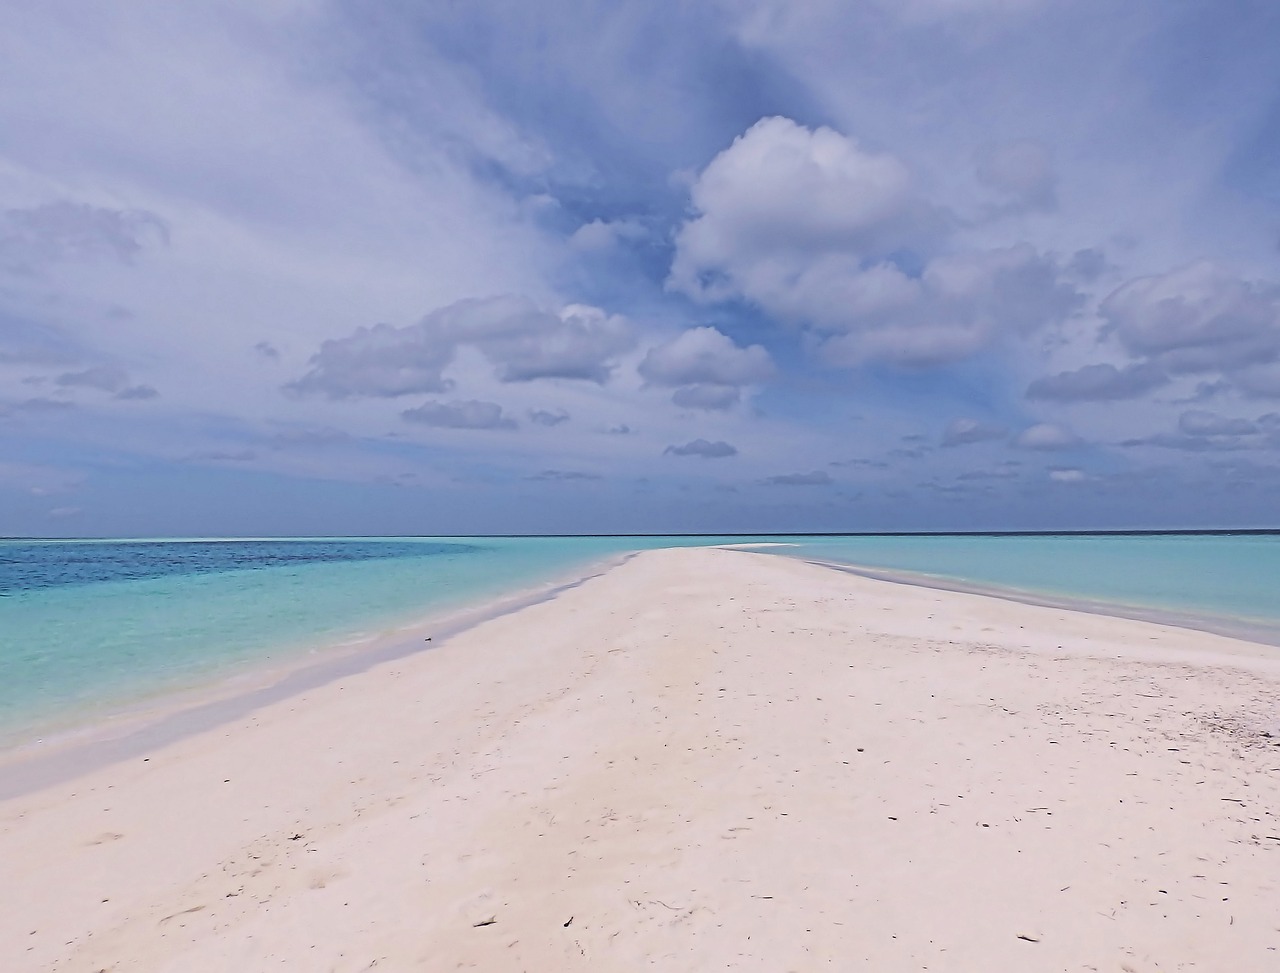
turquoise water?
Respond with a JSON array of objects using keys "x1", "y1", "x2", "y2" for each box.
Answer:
[
  {"x1": 0, "y1": 535, "x2": 742, "y2": 746},
  {"x1": 750, "y1": 533, "x2": 1280, "y2": 628},
  {"x1": 4, "y1": 533, "x2": 1279, "y2": 749}
]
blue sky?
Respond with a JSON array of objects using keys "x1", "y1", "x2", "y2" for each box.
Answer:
[{"x1": 3, "y1": 0, "x2": 1280, "y2": 535}]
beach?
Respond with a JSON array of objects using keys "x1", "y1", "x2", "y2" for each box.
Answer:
[{"x1": 2, "y1": 546, "x2": 1279, "y2": 970}]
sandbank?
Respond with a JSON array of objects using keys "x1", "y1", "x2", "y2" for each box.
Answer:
[{"x1": 2, "y1": 547, "x2": 1278, "y2": 971}]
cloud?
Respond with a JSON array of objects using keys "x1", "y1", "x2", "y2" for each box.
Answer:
[
  {"x1": 762, "y1": 470, "x2": 833, "y2": 485},
  {"x1": 567, "y1": 218, "x2": 647, "y2": 252},
  {"x1": 0, "y1": 397, "x2": 76, "y2": 417},
  {"x1": 525, "y1": 469, "x2": 602, "y2": 481},
  {"x1": 185, "y1": 449, "x2": 258, "y2": 463},
  {"x1": 1015, "y1": 422, "x2": 1082, "y2": 450},
  {"x1": 1178, "y1": 409, "x2": 1257, "y2": 437},
  {"x1": 7, "y1": 1, "x2": 1280, "y2": 532},
  {"x1": 0, "y1": 315, "x2": 84, "y2": 365},
  {"x1": 115, "y1": 384, "x2": 159, "y2": 400},
  {"x1": 55, "y1": 365, "x2": 131, "y2": 393},
  {"x1": 663, "y1": 438, "x2": 738, "y2": 458},
  {"x1": 1026, "y1": 362, "x2": 1168, "y2": 402},
  {"x1": 1067, "y1": 248, "x2": 1110, "y2": 281},
  {"x1": 976, "y1": 139, "x2": 1057, "y2": 212},
  {"x1": 52, "y1": 364, "x2": 159, "y2": 401},
  {"x1": 290, "y1": 296, "x2": 635, "y2": 399},
  {"x1": 267, "y1": 427, "x2": 351, "y2": 449},
  {"x1": 669, "y1": 117, "x2": 1080, "y2": 367},
  {"x1": 0, "y1": 201, "x2": 168, "y2": 272},
  {"x1": 0, "y1": 460, "x2": 84, "y2": 496},
  {"x1": 400, "y1": 399, "x2": 518, "y2": 430},
  {"x1": 639, "y1": 326, "x2": 773, "y2": 410},
  {"x1": 639, "y1": 327, "x2": 774, "y2": 386},
  {"x1": 1123, "y1": 409, "x2": 1280, "y2": 453},
  {"x1": 1121, "y1": 433, "x2": 1248, "y2": 453},
  {"x1": 1048, "y1": 467, "x2": 1087, "y2": 483},
  {"x1": 528, "y1": 408, "x2": 570, "y2": 426},
  {"x1": 1176, "y1": 379, "x2": 1231, "y2": 403},
  {"x1": 289, "y1": 321, "x2": 455, "y2": 399},
  {"x1": 941, "y1": 417, "x2": 1008, "y2": 446},
  {"x1": 816, "y1": 244, "x2": 1080, "y2": 367},
  {"x1": 1100, "y1": 262, "x2": 1280, "y2": 376},
  {"x1": 670, "y1": 117, "x2": 920, "y2": 299},
  {"x1": 1232, "y1": 363, "x2": 1280, "y2": 399},
  {"x1": 956, "y1": 467, "x2": 1020, "y2": 481},
  {"x1": 669, "y1": 116, "x2": 925, "y2": 305},
  {"x1": 485, "y1": 303, "x2": 635, "y2": 383},
  {"x1": 871, "y1": 0, "x2": 1051, "y2": 22},
  {"x1": 671, "y1": 384, "x2": 741, "y2": 410},
  {"x1": 831, "y1": 457, "x2": 889, "y2": 469}
]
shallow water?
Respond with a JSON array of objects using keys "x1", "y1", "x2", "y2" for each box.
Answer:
[
  {"x1": 0, "y1": 536, "x2": 739, "y2": 744},
  {"x1": 749, "y1": 533, "x2": 1280, "y2": 630},
  {"x1": 5, "y1": 532, "x2": 1277, "y2": 746}
]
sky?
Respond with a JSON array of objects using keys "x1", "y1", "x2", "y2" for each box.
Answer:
[{"x1": 3, "y1": 0, "x2": 1280, "y2": 536}]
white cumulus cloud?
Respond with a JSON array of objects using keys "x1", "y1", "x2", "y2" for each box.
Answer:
[
  {"x1": 670, "y1": 117, "x2": 1080, "y2": 367},
  {"x1": 638, "y1": 325, "x2": 773, "y2": 410},
  {"x1": 290, "y1": 296, "x2": 635, "y2": 399}
]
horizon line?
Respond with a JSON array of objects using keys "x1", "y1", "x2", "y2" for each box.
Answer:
[{"x1": 4, "y1": 528, "x2": 1280, "y2": 542}]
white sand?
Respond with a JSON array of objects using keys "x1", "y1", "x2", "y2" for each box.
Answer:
[{"x1": 2, "y1": 547, "x2": 1278, "y2": 971}]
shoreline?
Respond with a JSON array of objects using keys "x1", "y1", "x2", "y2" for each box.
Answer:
[
  {"x1": 2, "y1": 547, "x2": 1279, "y2": 970},
  {"x1": 7, "y1": 541, "x2": 1280, "y2": 799},
  {"x1": 0, "y1": 551, "x2": 636, "y2": 800},
  {"x1": 797, "y1": 555, "x2": 1280, "y2": 649},
  {"x1": 7, "y1": 535, "x2": 1275, "y2": 764}
]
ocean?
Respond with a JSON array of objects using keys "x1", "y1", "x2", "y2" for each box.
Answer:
[
  {"x1": 0, "y1": 536, "x2": 727, "y2": 747},
  {"x1": 752, "y1": 532, "x2": 1280, "y2": 634},
  {"x1": 2, "y1": 532, "x2": 1278, "y2": 748}
]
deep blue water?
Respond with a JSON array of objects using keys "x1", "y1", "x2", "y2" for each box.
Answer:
[{"x1": 0, "y1": 538, "x2": 480, "y2": 593}]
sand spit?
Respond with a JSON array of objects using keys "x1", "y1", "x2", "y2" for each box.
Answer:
[{"x1": 2, "y1": 547, "x2": 1278, "y2": 971}]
